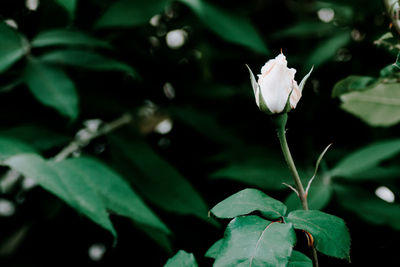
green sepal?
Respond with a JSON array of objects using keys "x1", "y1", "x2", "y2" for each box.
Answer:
[{"x1": 299, "y1": 66, "x2": 314, "y2": 92}]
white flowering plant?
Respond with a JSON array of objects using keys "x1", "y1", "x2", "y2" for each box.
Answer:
[{"x1": 0, "y1": 0, "x2": 399, "y2": 266}]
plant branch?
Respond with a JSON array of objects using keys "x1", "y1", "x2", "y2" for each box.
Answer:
[{"x1": 53, "y1": 113, "x2": 132, "y2": 162}]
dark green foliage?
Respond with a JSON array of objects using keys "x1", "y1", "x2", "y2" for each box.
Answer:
[
  {"x1": 287, "y1": 210, "x2": 351, "y2": 260},
  {"x1": 0, "y1": 0, "x2": 399, "y2": 266},
  {"x1": 208, "y1": 189, "x2": 351, "y2": 265},
  {"x1": 213, "y1": 216, "x2": 296, "y2": 267},
  {"x1": 210, "y1": 188, "x2": 287, "y2": 219}
]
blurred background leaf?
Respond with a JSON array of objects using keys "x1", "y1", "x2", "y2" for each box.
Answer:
[
  {"x1": 0, "y1": 22, "x2": 28, "y2": 73},
  {"x1": 0, "y1": 0, "x2": 399, "y2": 265}
]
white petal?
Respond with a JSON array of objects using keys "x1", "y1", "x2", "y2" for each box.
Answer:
[
  {"x1": 259, "y1": 63, "x2": 294, "y2": 113},
  {"x1": 255, "y1": 53, "x2": 304, "y2": 113}
]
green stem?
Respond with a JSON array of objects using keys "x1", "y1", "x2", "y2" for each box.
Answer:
[
  {"x1": 274, "y1": 114, "x2": 308, "y2": 210},
  {"x1": 272, "y1": 113, "x2": 319, "y2": 267}
]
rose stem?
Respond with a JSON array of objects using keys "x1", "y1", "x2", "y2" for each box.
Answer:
[{"x1": 272, "y1": 113, "x2": 319, "y2": 267}]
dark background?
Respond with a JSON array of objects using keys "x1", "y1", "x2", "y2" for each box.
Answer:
[{"x1": 0, "y1": 0, "x2": 399, "y2": 266}]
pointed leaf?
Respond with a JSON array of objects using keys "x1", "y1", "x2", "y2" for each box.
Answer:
[
  {"x1": 31, "y1": 29, "x2": 110, "y2": 48},
  {"x1": 4, "y1": 154, "x2": 117, "y2": 237},
  {"x1": 109, "y1": 135, "x2": 209, "y2": 221},
  {"x1": 286, "y1": 210, "x2": 350, "y2": 260},
  {"x1": 55, "y1": 157, "x2": 170, "y2": 234},
  {"x1": 305, "y1": 144, "x2": 332, "y2": 195},
  {"x1": 23, "y1": 59, "x2": 79, "y2": 120},
  {"x1": 329, "y1": 139, "x2": 400, "y2": 178},
  {"x1": 343, "y1": 165, "x2": 400, "y2": 180},
  {"x1": 40, "y1": 50, "x2": 137, "y2": 77},
  {"x1": 305, "y1": 31, "x2": 350, "y2": 69},
  {"x1": 164, "y1": 250, "x2": 198, "y2": 267},
  {"x1": 214, "y1": 216, "x2": 296, "y2": 267},
  {"x1": 96, "y1": 0, "x2": 167, "y2": 28},
  {"x1": 177, "y1": 0, "x2": 268, "y2": 54},
  {"x1": 0, "y1": 22, "x2": 28, "y2": 73},
  {"x1": 288, "y1": 251, "x2": 312, "y2": 267},
  {"x1": 271, "y1": 21, "x2": 336, "y2": 39},
  {"x1": 211, "y1": 188, "x2": 287, "y2": 220},
  {"x1": 205, "y1": 239, "x2": 223, "y2": 259}
]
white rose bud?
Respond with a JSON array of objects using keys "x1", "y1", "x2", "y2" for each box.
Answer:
[{"x1": 246, "y1": 52, "x2": 313, "y2": 114}]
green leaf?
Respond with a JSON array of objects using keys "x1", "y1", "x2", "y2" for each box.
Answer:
[
  {"x1": 286, "y1": 210, "x2": 350, "y2": 260},
  {"x1": 31, "y1": 29, "x2": 110, "y2": 48},
  {"x1": 164, "y1": 250, "x2": 198, "y2": 267},
  {"x1": 205, "y1": 239, "x2": 223, "y2": 259},
  {"x1": 332, "y1": 75, "x2": 376, "y2": 98},
  {"x1": 55, "y1": 157, "x2": 170, "y2": 234},
  {"x1": 0, "y1": 137, "x2": 37, "y2": 160},
  {"x1": 0, "y1": 125, "x2": 68, "y2": 151},
  {"x1": 285, "y1": 184, "x2": 332, "y2": 211},
  {"x1": 4, "y1": 154, "x2": 117, "y2": 238},
  {"x1": 0, "y1": 22, "x2": 28, "y2": 73},
  {"x1": 214, "y1": 216, "x2": 296, "y2": 267},
  {"x1": 40, "y1": 50, "x2": 137, "y2": 77},
  {"x1": 339, "y1": 80, "x2": 400, "y2": 127},
  {"x1": 335, "y1": 185, "x2": 400, "y2": 231},
  {"x1": 211, "y1": 160, "x2": 292, "y2": 190},
  {"x1": 305, "y1": 31, "x2": 351, "y2": 69},
  {"x1": 3, "y1": 154, "x2": 171, "y2": 240},
  {"x1": 288, "y1": 251, "x2": 312, "y2": 267},
  {"x1": 54, "y1": 0, "x2": 77, "y2": 20},
  {"x1": 95, "y1": 0, "x2": 167, "y2": 28},
  {"x1": 179, "y1": 0, "x2": 269, "y2": 54},
  {"x1": 211, "y1": 188, "x2": 287, "y2": 220},
  {"x1": 178, "y1": 0, "x2": 268, "y2": 54},
  {"x1": 271, "y1": 21, "x2": 336, "y2": 39},
  {"x1": 109, "y1": 135, "x2": 210, "y2": 222},
  {"x1": 329, "y1": 139, "x2": 400, "y2": 178},
  {"x1": 23, "y1": 58, "x2": 79, "y2": 120},
  {"x1": 344, "y1": 165, "x2": 400, "y2": 181}
]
